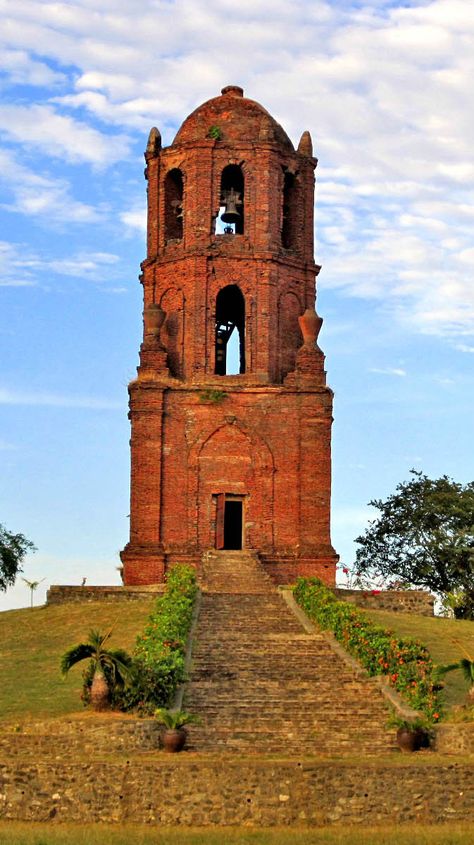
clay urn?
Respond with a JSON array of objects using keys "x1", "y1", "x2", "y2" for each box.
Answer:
[{"x1": 298, "y1": 308, "x2": 323, "y2": 347}]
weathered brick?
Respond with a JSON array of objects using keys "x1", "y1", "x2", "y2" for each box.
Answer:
[{"x1": 120, "y1": 86, "x2": 338, "y2": 585}]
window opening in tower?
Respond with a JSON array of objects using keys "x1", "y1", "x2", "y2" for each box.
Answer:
[
  {"x1": 215, "y1": 285, "x2": 245, "y2": 375},
  {"x1": 164, "y1": 168, "x2": 183, "y2": 242},
  {"x1": 216, "y1": 165, "x2": 244, "y2": 235}
]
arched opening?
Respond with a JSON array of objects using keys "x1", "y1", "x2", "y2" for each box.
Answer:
[
  {"x1": 216, "y1": 165, "x2": 244, "y2": 235},
  {"x1": 282, "y1": 169, "x2": 298, "y2": 249},
  {"x1": 215, "y1": 285, "x2": 245, "y2": 375},
  {"x1": 164, "y1": 168, "x2": 183, "y2": 242}
]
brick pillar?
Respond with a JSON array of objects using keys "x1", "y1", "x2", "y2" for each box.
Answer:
[{"x1": 121, "y1": 382, "x2": 166, "y2": 584}]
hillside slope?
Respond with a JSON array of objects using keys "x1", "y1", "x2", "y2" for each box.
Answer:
[
  {"x1": 365, "y1": 609, "x2": 474, "y2": 710},
  {"x1": 0, "y1": 599, "x2": 154, "y2": 720}
]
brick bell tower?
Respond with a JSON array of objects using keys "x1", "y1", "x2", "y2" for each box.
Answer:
[{"x1": 120, "y1": 85, "x2": 338, "y2": 586}]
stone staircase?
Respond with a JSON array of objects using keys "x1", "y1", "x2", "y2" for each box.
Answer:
[
  {"x1": 200, "y1": 550, "x2": 273, "y2": 593},
  {"x1": 186, "y1": 553, "x2": 396, "y2": 755}
]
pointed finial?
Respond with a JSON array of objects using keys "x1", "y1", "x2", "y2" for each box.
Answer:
[
  {"x1": 146, "y1": 127, "x2": 162, "y2": 155},
  {"x1": 298, "y1": 130, "x2": 313, "y2": 157}
]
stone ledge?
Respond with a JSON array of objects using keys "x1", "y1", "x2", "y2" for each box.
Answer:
[
  {"x1": 334, "y1": 587, "x2": 435, "y2": 616},
  {"x1": 46, "y1": 585, "x2": 164, "y2": 605}
]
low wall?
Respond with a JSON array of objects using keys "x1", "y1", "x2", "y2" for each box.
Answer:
[
  {"x1": 334, "y1": 588, "x2": 434, "y2": 616},
  {"x1": 436, "y1": 723, "x2": 474, "y2": 755},
  {"x1": 46, "y1": 585, "x2": 165, "y2": 604},
  {"x1": 0, "y1": 757, "x2": 473, "y2": 826}
]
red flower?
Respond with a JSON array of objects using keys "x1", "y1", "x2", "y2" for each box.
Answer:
[
  {"x1": 342, "y1": 567, "x2": 349, "y2": 574},
  {"x1": 371, "y1": 589, "x2": 381, "y2": 595}
]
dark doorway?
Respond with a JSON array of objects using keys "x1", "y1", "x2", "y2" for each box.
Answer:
[{"x1": 223, "y1": 500, "x2": 243, "y2": 550}]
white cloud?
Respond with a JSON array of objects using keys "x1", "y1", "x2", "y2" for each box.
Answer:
[
  {"x1": 0, "y1": 148, "x2": 101, "y2": 224},
  {"x1": 455, "y1": 343, "x2": 474, "y2": 354},
  {"x1": 0, "y1": 104, "x2": 130, "y2": 166},
  {"x1": 119, "y1": 207, "x2": 146, "y2": 233},
  {"x1": 369, "y1": 367, "x2": 407, "y2": 377},
  {"x1": 0, "y1": 0, "x2": 472, "y2": 336},
  {"x1": 0, "y1": 48, "x2": 66, "y2": 86}
]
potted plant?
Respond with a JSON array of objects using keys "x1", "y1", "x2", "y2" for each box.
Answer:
[
  {"x1": 388, "y1": 715, "x2": 433, "y2": 753},
  {"x1": 155, "y1": 708, "x2": 200, "y2": 753}
]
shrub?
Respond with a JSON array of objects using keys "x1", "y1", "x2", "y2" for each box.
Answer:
[
  {"x1": 116, "y1": 565, "x2": 198, "y2": 714},
  {"x1": 293, "y1": 577, "x2": 442, "y2": 722}
]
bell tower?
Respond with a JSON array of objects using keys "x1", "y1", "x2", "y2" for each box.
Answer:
[{"x1": 120, "y1": 85, "x2": 338, "y2": 585}]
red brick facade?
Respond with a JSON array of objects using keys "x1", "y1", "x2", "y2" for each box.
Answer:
[{"x1": 120, "y1": 85, "x2": 338, "y2": 586}]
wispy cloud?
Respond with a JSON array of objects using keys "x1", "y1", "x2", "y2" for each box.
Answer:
[
  {"x1": 0, "y1": 148, "x2": 101, "y2": 224},
  {"x1": 369, "y1": 367, "x2": 407, "y2": 377},
  {"x1": 0, "y1": 388, "x2": 122, "y2": 409},
  {"x1": 455, "y1": 343, "x2": 474, "y2": 354},
  {"x1": 0, "y1": 105, "x2": 131, "y2": 166}
]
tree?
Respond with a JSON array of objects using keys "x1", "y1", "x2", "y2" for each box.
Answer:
[
  {"x1": 22, "y1": 577, "x2": 45, "y2": 608},
  {"x1": 354, "y1": 470, "x2": 474, "y2": 617},
  {"x1": 0, "y1": 523, "x2": 36, "y2": 591},
  {"x1": 61, "y1": 629, "x2": 132, "y2": 711}
]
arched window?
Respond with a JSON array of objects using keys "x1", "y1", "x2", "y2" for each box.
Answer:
[
  {"x1": 282, "y1": 169, "x2": 298, "y2": 249},
  {"x1": 216, "y1": 165, "x2": 244, "y2": 235},
  {"x1": 215, "y1": 285, "x2": 245, "y2": 375},
  {"x1": 164, "y1": 168, "x2": 183, "y2": 242}
]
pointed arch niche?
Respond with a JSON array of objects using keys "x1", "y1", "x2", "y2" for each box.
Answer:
[
  {"x1": 278, "y1": 290, "x2": 303, "y2": 381},
  {"x1": 189, "y1": 422, "x2": 274, "y2": 551},
  {"x1": 160, "y1": 287, "x2": 185, "y2": 377}
]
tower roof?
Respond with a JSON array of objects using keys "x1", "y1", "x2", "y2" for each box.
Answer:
[{"x1": 172, "y1": 85, "x2": 294, "y2": 150}]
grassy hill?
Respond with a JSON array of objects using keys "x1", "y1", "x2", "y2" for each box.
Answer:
[
  {"x1": 365, "y1": 609, "x2": 474, "y2": 711},
  {"x1": 0, "y1": 599, "x2": 154, "y2": 721},
  {"x1": 0, "y1": 597, "x2": 473, "y2": 722}
]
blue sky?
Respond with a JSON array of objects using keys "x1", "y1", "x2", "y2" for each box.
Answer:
[{"x1": 1, "y1": 0, "x2": 473, "y2": 610}]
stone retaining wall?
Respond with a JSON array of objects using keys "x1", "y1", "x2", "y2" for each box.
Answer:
[
  {"x1": 0, "y1": 758, "x2": 473, "y2": 826},
  {"x1": 334, "y1": 588, "x2": 434, "y2": 616},
  {"x1": 435, "y1": 723, "x2": 474, "y2": 755},
  {"x1": 46, "y1": 585, "x2": 164, "y2": 604}
]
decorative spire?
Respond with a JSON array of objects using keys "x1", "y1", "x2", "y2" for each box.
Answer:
[
  {"x1": 146, "y1": 127, "x2": 162, "y2": 156},
  {"x1": 297, "y1": 130, "x2": 313, "y2": 157}
]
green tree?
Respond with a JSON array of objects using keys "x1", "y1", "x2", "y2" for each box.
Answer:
[
  {"x1": 61, "y1": 629, "x2": 132, "y2": 711},
  {"x1": 354, "y1": 470, "x2": 474, "y2": 618},
  {"x1": 0, "y1": 523, "x2": 36, "y2": 591}
]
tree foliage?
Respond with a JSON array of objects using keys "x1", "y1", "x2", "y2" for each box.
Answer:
[
  {"x1": 355, "y1": 471, "x2": 474, "y2": 616},
  {"x1": 0, "y1": 523, "x2": 36, "y2": 591}
]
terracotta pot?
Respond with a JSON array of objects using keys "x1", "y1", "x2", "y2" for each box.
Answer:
[
  {"x1": 144, "y1": 304, "x2": 166, "y2": 338},
  {"x1": 396, "y1": 727, "x2": 421, "y2": 753},
  {"x1": 162, "y1": 728, "x2": 187, "y2": 753}
]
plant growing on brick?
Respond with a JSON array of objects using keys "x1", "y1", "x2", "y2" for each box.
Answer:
[
  {"x1": 119, "y1": 565, "x2": 198, "y2": 714},
  {"x1": 198, "y1": 388, "x2": 227, "y2": 403},
  {"x1": 294, "y1": 577, "x2": 442, "y2": 721},
  {"x1": 61, "y1": 628, "x2": 132, "y2": 711}
]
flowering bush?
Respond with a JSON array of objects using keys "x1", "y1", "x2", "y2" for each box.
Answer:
[
  {"x1": 118, "y1": 564, "x2": 198, "y2": 713},
  {"x1": 294, "y1": 577, "x2": 442, "y2": 722}
]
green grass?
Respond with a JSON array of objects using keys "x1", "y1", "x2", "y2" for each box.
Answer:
[
  {"x1": 365, "y1": 609, "x2": 474, "y2": 710},
  {"x1": 0, "y1": 822, "x2": 473, "y2": 845},
  {"x1": 0, "y1": 600, "x2": 154, "y2": 720}
]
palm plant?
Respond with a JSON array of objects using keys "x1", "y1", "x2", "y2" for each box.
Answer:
[
  {"x1": 438, "y1": 641, "x2": 474, "y2": 704},
  {"x1": 154, "y1": 708, "x2": 200, "y2": 729},
  {"x1": 21, "y1": 577, "x2": 45, "y2": 608},
  {"x1": 61, "y1": 629, "x2": 132, "y2": 711}
]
